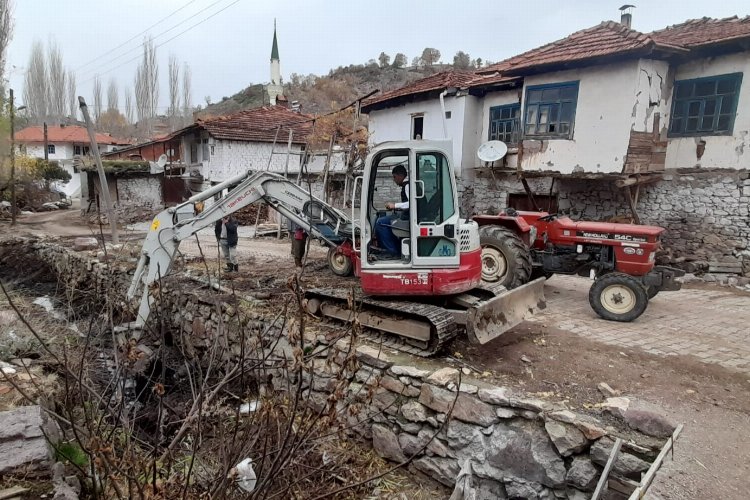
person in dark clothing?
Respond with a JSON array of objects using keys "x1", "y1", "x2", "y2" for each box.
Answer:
[
  {"x1": 291, "y1": 226, "x2": 308, "y2": 269},
  {"x1": 374, "y1": 164, "x2": 409, "y2": 257},
  {"x1": 215, "y1": 215, "x2": 239, "y2": 272}
]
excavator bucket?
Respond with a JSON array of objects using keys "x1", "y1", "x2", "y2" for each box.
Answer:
[{"x1": 463, "y1": 278, "x2": 547, "y2": 345}]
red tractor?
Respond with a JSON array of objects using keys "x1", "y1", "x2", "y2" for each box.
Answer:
[{"x1": 473, "y1": 209, "x2": 685, "y2": 321}]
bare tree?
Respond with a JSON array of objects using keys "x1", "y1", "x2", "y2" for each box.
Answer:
[
  {"x1": 0, "y1": 0, "x2": 13, "y2": 89},
  {"x1": 66, "y1": 69, "x2": 76, "y2": 119},
  {"x1": 133, "y1": 36, "x2": 159, "y2": 135},
  {"x1": 134, "y1": 65, "x2": 147, "y2": 126},
  {"x1": 124, "y1": 88, "x2": 133, "y2": 125},
  {"x1": 106, "y1": 78, "x2": 118, "y2": 112},
  {"x1": 47, "y1": 38, "x2": 66, "y2": 120},
  {"x1": 182, "y1": 62, "x2": 192, "y2": 124},
  {"x1": 92, "y1": 75, "x2": 102, "y2": 122},
  {"x1": 145, "y1": 36, "x2": 159, "y2": 130},
  {"x1": 22, "y1": 40, "x2": 48, "y2": 122},
  {"x1": 168, "y1": 54, "x2": 180, "y2": 131}
]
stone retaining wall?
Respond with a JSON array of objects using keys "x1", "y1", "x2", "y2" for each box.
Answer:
[
  {"x1": 4, "y1": 239, "x2": 673, "y2": 499},
  {"x1": 461, "y1": 168, "x2": 750, "y2": 275}
]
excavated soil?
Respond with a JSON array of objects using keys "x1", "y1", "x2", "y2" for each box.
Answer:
[{"x1": 3, "y1": 212, "x2": 750, "y2": 498}]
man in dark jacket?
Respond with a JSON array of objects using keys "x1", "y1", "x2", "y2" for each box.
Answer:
[
  {"x1": 374, "y1": 164, "x2": 409, "y2": 257},
  {"x1": 215, "y1": 215, "x2": 239, "y2": 272}
]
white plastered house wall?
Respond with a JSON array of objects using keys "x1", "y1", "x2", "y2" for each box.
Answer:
[{"x1": 367, "y1": 96, "x2": 469, "y2": 177}]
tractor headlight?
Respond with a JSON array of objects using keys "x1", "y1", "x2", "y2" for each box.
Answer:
[
  {"x1": 648, "y1": 252, "x2": 655, "y2": 262},
  {"x1": 529, "y1": 226, "x2": 537, "y2": 245}
]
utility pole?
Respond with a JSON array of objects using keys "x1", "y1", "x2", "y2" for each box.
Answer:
[
  {"x1": 79, "y1": 96, "x2": 119, "y2": 244},
  {"x1": 43, "y1": 122, "x2": 48, "y2": 161},
  {"x1": 9, "y1": 89, "x2": 16, "y2": 226}
]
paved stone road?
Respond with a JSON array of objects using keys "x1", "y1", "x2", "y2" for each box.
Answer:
[{"x1": 529, "y1": 275, "x2": 750, "y2": 374}]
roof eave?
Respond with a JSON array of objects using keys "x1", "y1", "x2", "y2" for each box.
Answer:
[
  {"x1": 361, "y1": 86, "x2": 470, "y2": 113},
  {"x1": 500, "y1": 45, "x2": 687, "y2": 77}
]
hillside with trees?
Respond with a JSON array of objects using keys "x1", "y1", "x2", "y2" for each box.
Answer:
[{"x1": 198, "y1": 48, "x2": 491, "y2": 117}]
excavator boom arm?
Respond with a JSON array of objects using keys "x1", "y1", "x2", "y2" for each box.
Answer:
[{"x1": 128, "y1": 170, "x2": 355, "y2": 327}]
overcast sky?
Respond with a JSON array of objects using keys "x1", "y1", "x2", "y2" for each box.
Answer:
[{"x1": 5, "y1": 0, "x2": 750, "y2": 112}]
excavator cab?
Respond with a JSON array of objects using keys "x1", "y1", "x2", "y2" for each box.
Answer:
[{"x1": 355, "y1": 141, "x2": 475, "y2": 296}]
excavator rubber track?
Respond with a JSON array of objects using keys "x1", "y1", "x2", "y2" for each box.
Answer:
[{"x1": 305, "y1": 287, "x2": 459, "y2": 357}]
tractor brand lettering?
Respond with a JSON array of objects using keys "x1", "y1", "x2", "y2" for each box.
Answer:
[
  {"x1": 578, "y1": 231, "x2": 609, "y2": 239},
  {"x1": 576, "y1": 231, "x2": 647, "y2": 243},
  {"x1": 227, "y1": 188, "x2": 256, "y2": 209}
]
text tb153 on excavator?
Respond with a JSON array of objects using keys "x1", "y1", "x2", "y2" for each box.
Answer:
[{"x1": 126, "y1": 140, "x2": 545, "y2": 356}]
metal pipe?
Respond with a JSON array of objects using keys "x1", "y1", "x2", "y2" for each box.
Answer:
[
  {"x1": 9, "y1": 89, "x2": 16, "y2": 226},
  {"x1": 439, "y1": 90, "x2": 449, "y2": 139}
]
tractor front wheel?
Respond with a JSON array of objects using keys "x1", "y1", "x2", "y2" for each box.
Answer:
[
  {"x1": 646, "y1": 286, "x2": 660, "y2": 299},
  {"x1": 479, "y1": 225, "x2": 532, "y2": 289},
  {"x1": 589, "y1": 273, "x2": 649, "y2": 322}
]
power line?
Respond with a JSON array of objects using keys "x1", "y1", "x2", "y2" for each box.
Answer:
[
  {"x1": 77, "y1": 0, "x2": 234, "y2": 83},
  {"x1": 74, "y1": 0, "x2": 199, "y2": 73}
]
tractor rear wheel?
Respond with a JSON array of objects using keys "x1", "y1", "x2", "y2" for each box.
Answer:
[
  {"x1": 589, "y1": 273, "x2": 648, "y2": 322},
  {"x1": 328, "y1": 247, "x2": 353, "y2": 276},
  {"x1": 479, "y1": 225, "x2": 532, "y2": 289}
]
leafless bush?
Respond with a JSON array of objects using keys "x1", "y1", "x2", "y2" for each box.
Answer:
[{"x1": 0, "y1": 241, "x2": 455, "y2": 499}]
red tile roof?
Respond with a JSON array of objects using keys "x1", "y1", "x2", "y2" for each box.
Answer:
[
  {"x1": 197, "y1": 105, "x2": 314, "y2": 143},
  {"x1": 650, "y1": 16, "x2": 750, "y2": 48},
  {"x1": 481, "y1": 21, "x2": 685, "y2": 76},
  {"x1": 362, "y1": 16, "x2": 748, "y2": 111},
  {"x1": 362, "y1": 71, "x2": 478, "y2": 110},
  {"x1": 15, "y1": 125, "x2": 129, "y2": 145}
]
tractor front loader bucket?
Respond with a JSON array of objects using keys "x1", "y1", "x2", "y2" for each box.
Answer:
[{"x1": 463, "y1": 278, "x2": 547, "y2": 344}]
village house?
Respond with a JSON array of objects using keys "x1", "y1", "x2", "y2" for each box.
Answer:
[
  {"x1": 107, "y1": 22, "x2": 350, "y2": 211},
  {"x1": 14, "y1": 124, "x2": 130, "y2": 197},
  {"x1": 362, "y1": 12, "x2": 750, "y2": 275}
]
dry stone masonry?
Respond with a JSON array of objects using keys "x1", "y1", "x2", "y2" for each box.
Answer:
[{"x1": 3, "y1": 238, "x2": 677, "y2": 499}]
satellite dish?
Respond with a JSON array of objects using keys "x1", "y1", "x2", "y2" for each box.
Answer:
[
  {"x1": 157, "y1": 154, "x2": 168, "y2": 168},
  {"x1": 477, "y1": 141, "x2": 508, "y2": 163}
]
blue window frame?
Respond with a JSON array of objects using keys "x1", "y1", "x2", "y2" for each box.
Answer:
[
  {"x1": 669, "y1": 73, "x2": 743, "y2": 137},
  {"x1": 523, "y1": 81, "x2": 579, "y2": 139},
  {"x1": 489, "y1": 103, "x2": 520, "y2": 145}
]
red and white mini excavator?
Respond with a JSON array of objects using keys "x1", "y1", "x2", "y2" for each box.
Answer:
[{"x1": 127, "y1": 140, "x2": 546, "y2": 356}]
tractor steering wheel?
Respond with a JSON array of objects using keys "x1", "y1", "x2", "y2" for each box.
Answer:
[{"x1": 538, "y1": 213, "x2": 560, "y2": 222}]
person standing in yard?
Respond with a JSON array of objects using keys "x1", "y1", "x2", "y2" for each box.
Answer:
[
  {"x1": 291, "y1": 224, "x2": 308, "y2": 270},
  {"x1": 215, "y1": 215, "x2": 239, "y2": 272}
]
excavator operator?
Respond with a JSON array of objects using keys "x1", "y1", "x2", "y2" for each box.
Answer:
[{"x1": 374, "y1": 164, "x2": 409, "y2": 258}]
